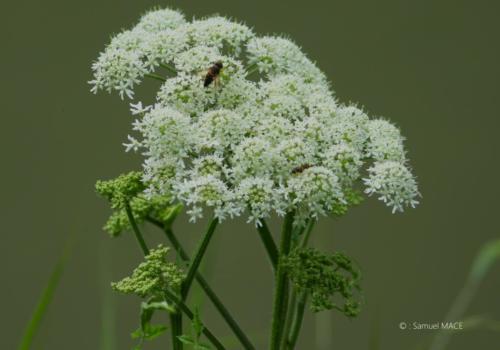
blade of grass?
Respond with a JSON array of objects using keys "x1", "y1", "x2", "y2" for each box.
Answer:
[{"x1": 18, "y1": 243, "x2": 71, "y2": 350}]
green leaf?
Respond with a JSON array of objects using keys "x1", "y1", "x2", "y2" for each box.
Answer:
[
  {"x1": 192, "y1": 308, "x2": 205, "y2": 340},
  {"x1": 131, "y1": 299, "x2": 170, "y2": 344}
]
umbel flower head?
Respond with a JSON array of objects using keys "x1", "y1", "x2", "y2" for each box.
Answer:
[{"x1": 90, "y1": 7, "x2": 420, "y2": 226}]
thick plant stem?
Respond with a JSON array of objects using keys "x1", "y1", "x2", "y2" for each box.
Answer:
[
  {"x1": 286, "y1": 292, "x2": 307, "y2": 349},
  {"x1": 124, "y1": 201, "x2": 149, "y2": 255},
  {"x1": 256, "y1": 219, "x2": 278, "y2": 270},
  {"x1": 182, "y1": 218, "x2": 219, "y2": 301},
  {"x1": 164, "y1": 289, "x2": 226, "y2": 350},
  {"x1": 270, "y1": 211, "x2": 295, "y2": 350},
  {"x1": 280, "y1": 289, "x2": 297, "y2": 349},
  {"x1": 170, "y1": 313, "x2": 183, "y2": 350}
]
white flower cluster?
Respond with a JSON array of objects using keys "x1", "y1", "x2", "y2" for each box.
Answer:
[{"x1": 91, "y1": 8, "x2": 420, "y2": 225}]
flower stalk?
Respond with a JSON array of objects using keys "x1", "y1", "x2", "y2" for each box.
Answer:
[
  {"x1": 285, "y1": 292, "x2": 307, "y2": 349},
  {"x1": 256, "y1": 219, "x2": 278, "y2": 270},
  {"x1": 270, "y1": 211, "x2": 295, "y2": 350},
  {"x1": 181, "y1": 217, "x2": 219, "y2": 300},
  {"x1": 124, "y1": 201, "x2": 149, "y2": 255}
]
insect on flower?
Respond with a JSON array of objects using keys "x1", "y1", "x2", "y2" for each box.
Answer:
[
  {"x1": 291, "y1": 163, "x2": 313, "y2": 174},
  {"x1": 203, "y1": 60, "x2": 223, "y2": 87}
]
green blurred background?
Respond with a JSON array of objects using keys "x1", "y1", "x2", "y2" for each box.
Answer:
[{"x1": 2, "y1": 0, "x2": 499, "y2": 349}]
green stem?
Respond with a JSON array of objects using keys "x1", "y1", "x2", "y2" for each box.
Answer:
[
  {"x1": 301, "y1": 219, "x2": 315, "y2": 248},
  {"x1": 277, "y1": 219, "x2": 315, "y2": 350},
  {"x1": 170, "y1": 312, "x2": 183, "y2": 350},
  {"x1": 280, "y1": 289, "x2": 297, "y2": 350},
  {"x1": 124, "y1": 201, "x2": 149, "y2": 255},
  {"x1": 280, "y1": 219, "x2": 316, "y2": 349},
  {"x1": 270, "y1": 211, "x2": 295, "y2": 350},
  {"x1": 245, "y1": 62, "x2": 260, "y2": 77},
  {"x1": 164, "y1": 289, "x2": 226, "y2": 350},
  {"x1": 160, "y1": 62, "x2": 177, "y2": 74},
  {"x1": 257, "y1": 219, "x2": 279, "y2": 270},
  {"x1": 147, "y1": 218, "x2": 255, "y2": 350},
  {"x1": 182, "y1": 218, "x2": 219, "y2": 301},
  {"x1": 286, "y1": 292, "x2": 307, "y2": 349},
  {"x1": 145, "y1": 73, "x2": 166, "y2": 82}
]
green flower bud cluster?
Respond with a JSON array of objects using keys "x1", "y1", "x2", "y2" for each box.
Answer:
[
  {"x1": 112, "y1": 245, "x2": 185, "y2": 298},
  {"x1": 96, "y1": 171, "x2": 145, "y2": 209},
  {"x1": 96, "y1": 171, "x2": 181, "y2": 236},
  {"x1": 282, "y1": 248, "x2": 362, "y2": 316}
]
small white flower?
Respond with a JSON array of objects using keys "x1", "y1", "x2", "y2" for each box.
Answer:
[
  {"x1": 322, "y1": 143, "x2": 363, "y2": 185},
  {"x1": 157, "y1": 74, "x2": 217, "y2": 116},
  {"x1": 143, "y1": 29, "x2": 188, "y2": 70},
  {"x1": 235, "y1": 177, "x2": 285, "y2": 225},
  {"x1": 175, "y1": 175, "x2": 235, "y2": 222},
  {"x1": 132, "y1": 104, "x2": 194, "y2": 158},
  {"x1": 363, "y1": 161, "x2": 420, "y2": 213},
  {"x1": 190, "y1": 155, "x2": 228, "y2": 179},
  {"x1": 287, "y1": 166, "x2": 344, "y2": 222},
  {"x1": 196, "y1": 109, "x2": 252, "y2": 152},
  {"x1": 247, "y1": 36, "x2": 327, "y2": 84},
  {"x1": 129, "y1": 101, "x2": 152, "y2": 115},
  {"x1": 187, "y1": 16, "x2": 254, "y2": 54},
  {"x1": 230, "y1": 137, "x2": 276, "y2": 181},
  {"x1": 366, "y1": 119, "x2": 406, "y2": 161},
  {"x1": 136, "y1": 8, "x2": 186, "y2": 33}
]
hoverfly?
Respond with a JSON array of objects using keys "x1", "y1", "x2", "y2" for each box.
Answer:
[
  {"x1": 203, "y1": 60, "x2": 223, "y2": 88},
  {"x1": 291, "y1": 164, "x2": 313, "y2": 174}
]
